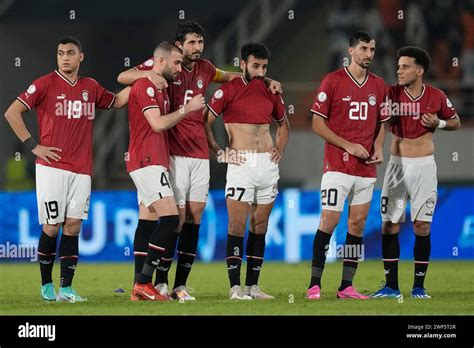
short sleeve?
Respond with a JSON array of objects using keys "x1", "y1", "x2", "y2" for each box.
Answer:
[
  {"x1": 439, "y1": 92, "x2": 458, "y2": 120},
  {"x1": 92, "y1": 80, "x2": 115, "y2": 110},
  {"x1": 17, "y1": 76, "x2": 49, "y2": 111},
  {"x1": 207, "y1": 84, "x2": 230, "y2": 117},
  {"x1": 134, "y1": 80, "x2": 160, "y2": 115},
  {"x1": 133, "y1": 57, "x2": 154, "y2": 71},
  {"x1": 310, "y1": 75, "x2": 333, "y2": 119},
  {"x1": 378, "y1": 84, "x2": 391, "y2": 123},
  {"x1": 205, "y1": 60, "x2": 217, "y2": 82},
  {"x1": 272, "y1": 93, "x2": 286, "y2": 122}
]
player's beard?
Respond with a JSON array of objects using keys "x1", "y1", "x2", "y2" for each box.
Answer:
[
  {"x1": 185, "y1": 51, "x2": 202, "y2": 62},
  {"x1": 244, "y1": 68, "x2": 253, "y2": 82},
  {"x1": 161, "y1": 67, "x2": 175, "y2": 82},
  {"x1": 358, "y1": 58, "x2": 372, "y2": 69}
]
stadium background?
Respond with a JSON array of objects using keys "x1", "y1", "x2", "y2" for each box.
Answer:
[{"x1": 0, "y1": 0, "x2": 473, "y2": 264}]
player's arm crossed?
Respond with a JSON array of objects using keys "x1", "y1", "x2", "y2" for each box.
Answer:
[
  {"x1": 312, "y1": 115, "x2": 370, "y2": 160},
  {"x1": 144, "y1": 94, "x2": 204, "y2": 133},
  {"x1": 4, "y1": 100, "x2": 62, "y2": 164}
]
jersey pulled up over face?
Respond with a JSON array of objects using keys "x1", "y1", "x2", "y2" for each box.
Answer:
[
  {"x1": 310, "y1": 67, "x2": 389, "y2": 178},
  {"x1": 135, "y1": 58, "x2": 216, "y2": 159},
  {"x1": 127, "y1": 78, "x2": 171, "y2": 172},
  {"x1": 17, "y1": 70, "x2": 115, "y2": 176},
  {"x1": 206, "y1": 76, "x2": 286, "y2": 123},
  {"x1": 388, "y1": 84, "x2": 458, "y2": 139}
]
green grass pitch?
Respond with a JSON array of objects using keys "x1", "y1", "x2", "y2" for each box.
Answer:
[{"x1": 1, "y1": 261, "x2": 472, "y2": 315}]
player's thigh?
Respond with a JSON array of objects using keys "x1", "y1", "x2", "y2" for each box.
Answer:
[
  {"x1": 138, "y1": 203, "x2": 159, "y2": 221},
  {"x1": 225, "y1": 161, "x2": 256, "y2": 204},
  {"x1": 226, "y1": 198, "x2": 251, "y2": 236},
  {"x1": 254, "y1": 155, "x2": 279, "y2": 207},
  {"x1": 381, "y1": 158, "x2": 409, "y2": 223},
  {"x1": 347, "y1": 176, "x2": 376, "y2": 234},
  {"x1": 36, "y1": 164, "x2": 68, "y2": 225},
  {"x1": 249, "y1": 201, "x2": 275, "y2": 234},
  {"x1": 169, "y1": 156, "x2": 190, "y2": 208},
  {"x1": 409, "y1": 159, "x2": 437, "y2": 223},
  {"x1": 151, "y1": 196, "x2": 179, "y2": 217}
]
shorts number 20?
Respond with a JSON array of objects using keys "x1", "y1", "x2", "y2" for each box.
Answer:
[{"x1": 321, "y1": 189, "x2": 338, "y2": 207}]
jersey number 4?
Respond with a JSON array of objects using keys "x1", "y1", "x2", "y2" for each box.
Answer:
[{"x1": 349, "y1": 102, "x2": 368, "y2": 120}]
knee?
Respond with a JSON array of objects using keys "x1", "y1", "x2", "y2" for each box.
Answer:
[
  {"x1": 414, "y1": 220, "x2": 430, "y2": 237},
  {"x1": 252, "y1": 220, "x2": 268, "y2": 235},
  {"x1": 43, "y1": 224, "x2": 61, "y2": 236},
  {"x1": 62, "y1": 220, "x2": 82, "y2": 236},
  {"x1": 348, "y1": 215, "x2": 367, "y2": 235},
  {"x1": 318, "y1": 212, "x2": 340, "y2": 234},
  {"x1": 186, "y1": 207, "x2": 204, "y2": 225},
  {"x1": 228, "y1": 220, "x2": 246, "y2": 236},
  {"x1": 382, "y1": 221, "x2": 400, "y2": 235}
]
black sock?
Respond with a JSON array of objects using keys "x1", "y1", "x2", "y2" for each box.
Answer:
[
  {"x1": 59, "y1": 235, "x2": 79, "y2": 288},
  {"x1": 154, "y1": 231, "x2": 179, "y2": 286},
  {"x1": 38, "y1": 231, "x2": 58, "y2": 286},
  {"x1": 133, "y1": 219, "x2": 156, "y2": 283},
  {"x1": 138, "y1": 215, "x2": 179, "y2": 284},
  {"x1": 382, "y1": 233, "x2": 400, "y2": 290},
  {"x1": 414, "y1": 234, "x2": 431, "y2": 288},
  {"x1": 226, "y1": 234, "x2": 244, "y2": 287},
  {"x1": 174, "y1": 223, "x2": 200, "y2": 289},
  {"x1": 309, "y1": 229, "x2": 332, "y2": 289},
  {"x1": 339, "y1": 233, "x2": 363, "y2": 291},
  {"x1": 245, "y1": 231, "x2": 266, "y2": 286}
]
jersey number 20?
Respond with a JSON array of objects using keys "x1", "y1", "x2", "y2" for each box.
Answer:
[{"x1": 349, "y1": 102, "x2": 368, "y2": 120}]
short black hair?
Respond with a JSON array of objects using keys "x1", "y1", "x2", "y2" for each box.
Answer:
[
  {"x1": 241, "y1": 42, "x2": 271, "y2": 62},
  {"x1": 175, "y1": 21, "x2": 205, "y2": 43},
  {"x1": 397, "y1": 46, "x2": 431, "y2": 73},
  {"x1": 58, "y1": 36, "x2": 82, "y2": 52},
  {"x1": 154, "y1": 41, "x2": 183, "y2": 56},
  {"x1": 349, "y1": 31, "x2": 374, "y2": 47}
]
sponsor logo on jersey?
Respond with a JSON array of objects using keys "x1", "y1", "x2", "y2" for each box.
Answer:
[
  {"x1": 342, "y1": 96, "x2": 351, "y2": 101},
  {"x1": 56, "y1": 94, "x2": 66, "y2": 100},
  {"x1": 173, "y1": 80, "x2": 182, "y2": 85}
]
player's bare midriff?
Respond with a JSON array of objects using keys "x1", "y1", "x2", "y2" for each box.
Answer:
[
  {"x1": 390, "y1": 132, "x2": 434, "y2": 158},
  {"x1": 224, "y1": 123, "x2": 273, "y2": 153}
]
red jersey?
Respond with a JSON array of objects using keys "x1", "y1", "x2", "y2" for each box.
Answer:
[
  {"x1": 206, "y1": 76, "x2": 286, "y2": 123},
  {"x1": 17, "y1": 70, "x2": 115, "y2": 176},
  {"x1": 388, "y1": 84, "x2": 458, "y2": 139},
  {"x1": 310, "y1": 67, "x2": 389, "y2": 178},
  {"x1": 127, "y1": 78, "x2": 171, "y2": 172},
  {"x1": 134, "y1": 58, "x2": 216, "y2": 159}
]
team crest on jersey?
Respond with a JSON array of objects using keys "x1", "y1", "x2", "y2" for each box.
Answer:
[
  {"x1": 144, "y1": 59, "x2": 154, "y2": 67},
  {"x1": 317, "y1": 92, "x2": 327, "y2": 102},
  {"x1": 368, "y1": 94, "x2": 376, "y2": 106},
  {"x1": 214, "y1": 89, "x2": 224, "y2": 99},
  {"x1": 27, "y1": 85, "x2": 36, "y2": 95},
  {"x1": 197, "y1": 77, "x2": 204, "y2": 89},
  {"x1": 82, "y1": 90, "x2": 89, "y2": 102},
  {"x1": 147, "y1": 87, "x2": 155, "y2": 97}
]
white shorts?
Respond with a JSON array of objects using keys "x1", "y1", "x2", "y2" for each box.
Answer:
[
  {"x1": 129, "y1": 165, "x2": 175, "y2": 208},
  {"x1": 225, "y1": 152, "x2": 279, "y2": 205},
  {"x1": 36, "y1": 164, "x2": 91, "y2": 225},
  {"x1": 320, "y1": 171, "x2": 376, "y2": 212},
  {"x1": 169, "y1": 156, "x2": 209, "y2": 206},
  {"x1": 381, "y1": 155, "x2": 437, "y2": 223}
]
